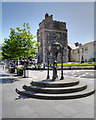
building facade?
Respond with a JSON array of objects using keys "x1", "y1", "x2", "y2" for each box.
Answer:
[
  {"x1": 68, "y1": 42, "x2": 81, "y2": 62},
  {"x1": 37, "y1": 13, "x2": 68, "y2": 63},
  {"x1": 70, "y1": 41, "x2": 96, "y2": 62}
]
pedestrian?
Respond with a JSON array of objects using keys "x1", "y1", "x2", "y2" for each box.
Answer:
[
  {"x1": 11, "y1": 63, "x2": 15, "y2": 67},
  {"x1": 69, "y1": 65, "x2": 71, "y2": 70},
  {"x1": 38, "y1": 64, "x2": 41, "y2": 70},
  {"x1": 41, "y1": 62, "x2": 43, "y2": 70},
  {"x1": 31, "y1": 64, "x2": 34, "y2": 69},
  {"x1": 35, "y1": 64, "x2": 37, "y2": 69}
]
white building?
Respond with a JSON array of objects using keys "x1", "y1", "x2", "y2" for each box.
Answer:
[{"x1": 68, "y1": 41, "x2": 96, "y2": 62}]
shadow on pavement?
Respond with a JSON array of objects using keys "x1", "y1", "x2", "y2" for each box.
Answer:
[
  {"x1": 0, "y1": 74, "x2": 10, "y2": 77},
  {"x1": 15, "y1": 95, "x2": 28, "y2": 100},
  {"x1": 0, "y1": 78, "x2": 18, "y2": 84},
  {"x1": 15, "y1": 92, "x2": 36, "y2": 100}
]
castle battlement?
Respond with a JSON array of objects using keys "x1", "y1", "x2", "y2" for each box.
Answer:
[{"x1": 39, "y1": 13, "x2": 66, "y2": 31}]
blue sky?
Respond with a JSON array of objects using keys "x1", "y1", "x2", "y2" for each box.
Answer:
[{"x1": 2, "y1": 2, "x2": 94, "y2": 44}]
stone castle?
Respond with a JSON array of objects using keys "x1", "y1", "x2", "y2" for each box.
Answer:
[{"x1": 37, "y1": 13, "x2": 68, "y2": 63}]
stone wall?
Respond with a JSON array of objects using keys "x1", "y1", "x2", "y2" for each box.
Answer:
[{"x1": 37, "y1": 13, "x2": 68, "y2": 64}]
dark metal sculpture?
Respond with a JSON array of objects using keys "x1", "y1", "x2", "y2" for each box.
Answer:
[{"x1": 46, "y1": 42, "x2": 64, "y2": 81}]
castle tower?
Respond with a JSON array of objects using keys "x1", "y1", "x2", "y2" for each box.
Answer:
[{"x1": 37, "y1": 13, "x2": 68, "y2": 63}]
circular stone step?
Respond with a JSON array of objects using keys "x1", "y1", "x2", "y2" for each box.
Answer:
[
  {"x1": 23, "y1": 82, "x2": 87, "y2": 94},
  {"x1": 30, "y1": 80, "x2": 79, "y2": 88},
  {"x1": 15, "y1": 87, "x2": 95, "y2": 100},
  {"x1": 15, "y1": 76, "x2": 95, "y2": 100}
]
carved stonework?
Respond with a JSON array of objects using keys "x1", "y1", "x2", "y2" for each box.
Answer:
[{"x1": 37, "y1": 13, "x2": 68, "y2": 63}]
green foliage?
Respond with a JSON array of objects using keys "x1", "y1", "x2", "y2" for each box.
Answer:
[
  {"x1": 72, "y1": 60, "x2": 76, "y2": 62},
  {"x1": 2, "y1": 23, "x2": 40, "y2": 60},
  {"x1": 57, "y1": 62, "x2": 96, "y2": 66},
  {"x1": 0, "y1": 51, "x2": 3, "y2": 61},
  {"x1": 1, "y1": 61, "x2": 4, "y2": 65},
  {"x1": 16, "y1": 67, "x2": 23, "y2": 70},
  {"x1": 89, "y1": 58, "x2": 96, "y2": 62}
]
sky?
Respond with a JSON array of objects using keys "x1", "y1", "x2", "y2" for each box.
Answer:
[{"x1": 1, "y1": 2, "x2": 94, "y2": 45}]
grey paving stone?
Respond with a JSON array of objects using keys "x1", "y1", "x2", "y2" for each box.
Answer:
[
  {"x1": 69, "y1": 111, "x2": 94, "y2": 118},
  {"x1": 1, "y1": 68, "x2": 95, "y2": 118},
  {"x1": 14, "y1": 105, "x2": 35, "y2": 118},
  {"x1": 33, "y1": 104, "x2": 62, "y2": 118},
  {"x1": 51, "y1": 103, "x2": 80, "y2": 117}
]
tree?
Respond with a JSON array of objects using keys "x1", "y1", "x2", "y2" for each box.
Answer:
[
  {"x1": 2, "y1": 28, "x2": 20, "y2": 60},
  {"x1": 0, "y1": 51, "x2": 3, "y2": 61},
  {"x1": 2, "y1": 23, "x2": 40, "y2": 77}
]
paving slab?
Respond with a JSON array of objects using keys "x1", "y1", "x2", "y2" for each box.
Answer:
[{"x1": 0, "y1": 66, "x2": 95, "y2": 119}]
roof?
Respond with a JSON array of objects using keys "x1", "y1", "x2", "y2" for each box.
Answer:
[
  {"x1": 68, "y1": 41, "x2": 95, "y2": 51},
  {"x1": 75, "y1": 41, "x2": 95, "y2": 50},
  {"x1": 82, "y1": 41, "x2": 94, "y2": 47},
  {"x1": 68, "y1": 44, "x2": 79, "y2": 50}
]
